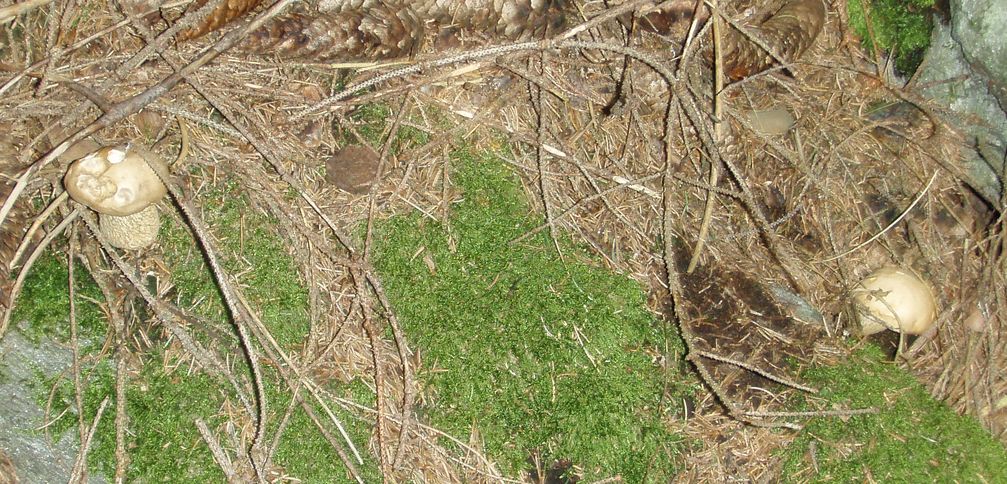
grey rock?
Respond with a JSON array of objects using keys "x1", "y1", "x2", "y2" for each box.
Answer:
[
  {"x1": 0, "y1": 330, "x2": 107, "y2": 484},
  {"x1": 767, "y1": 282, "x2": 826, "y2": 327},
  {"x1": 917, "y1": 1, "x2": 1007, "y2": 204},
  {"x1": 952, "y1": 0, "x2": 1007, "y2": 109}
]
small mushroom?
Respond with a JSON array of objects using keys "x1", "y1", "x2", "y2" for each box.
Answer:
[
  {"x1": 852, "y1": 266, "x2": 938, "y2": 335},
  {"x1": 64, "y1": 144, "x2": 168, "y2": 249},
  {"x1": 748, "y1": 107, "x2": 796, "y2": 136}
]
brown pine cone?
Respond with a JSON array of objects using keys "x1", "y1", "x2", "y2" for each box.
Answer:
[
  {"x1": 634, "y1": 0, "x2": 825, "y2": 81},
  {"x1": 180, "y1": 0, "x2": 566, "y2": 58},
  {"x1": 722, "y1": 0, "x2": 826, "y2": 80},
  {"x1": 412, "y1": 0, "x2": 566, "y2": 39},
  {"x1": 177, "y1": 0, "x2": 264, "y2": 41},
  {"x1": 242, "y1": 5, "x2": 425, "y2": 60},
  {"x1": 175, "y1": 0, "x2": 823, "y2": 81}
]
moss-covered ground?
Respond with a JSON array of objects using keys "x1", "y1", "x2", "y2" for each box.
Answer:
[
  {"x1": 12, "y1": 142, "x2": 689, "y2": 481},
  {"x1": 17, "y1": 176, "x2": 381, "y2": 482},
  {"x1": 372, "y1": 147, "x2": 690, "y2": 481},
  {"x1": 11, "y1": 254, "x2": 106, "y2": 346},
  {"x1": 8, "y1": 130, "x2": 1007, "y2": 482},
  {"x1": 847, "y1": 0, "x2": 935, "y2": 74},
  {"x1": 781, "y1": 344, "x2": 1007, "y2": 482}
]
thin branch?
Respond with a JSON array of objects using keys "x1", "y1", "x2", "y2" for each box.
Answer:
[
  {"x1": 695, "y1": 349, "x2": 818, "y2": 393},
  {"x1": 820, "y1": 171, "x2": 939, "y2": 262},
  {"x1": 68, "y1": 397, "x2": 110, "y2": 484},
  {"x1": 687, "y1": 0, "x2": 725, "y2": 273}
]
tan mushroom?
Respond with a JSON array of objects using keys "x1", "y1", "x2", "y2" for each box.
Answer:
[
  {"x1": 64, "y1": 144, "x2": 168, "y2": 250},
  {"x1": 852, "y1": 266, "x2": 938, "y2": 336},
  {"x1": 748, "y1": 108, "x2": 796, "y2": 136}
]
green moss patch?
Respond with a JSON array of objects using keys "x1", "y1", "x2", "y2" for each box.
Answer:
[
  {"x1": 41, "y1": 363, "x2": 226, "y2": 481},
  {"x1": 265, "y1": 378, "x2": 382, "y2": 483},
  {"x1": 140, "y1": 173, "x2": 379, "y2": 482},
  {"x1": 373, "y1": 148, "x2": 688, "y2": 481},
  {"x1": 781, "y1": 344, "x2": 1007, "y2": 482},
  {"x1": 161, "y1": 177, "x2": 310, "y2": 349},
  {"x1": 14, "y1": 171, "x2": 379, "y2": 482},
  {"x1": 12, "y1": 253, "x2": 107, "y2": 346},
  {"x1": 847, "y1": 0, "x2": 935, "y2": 74}
]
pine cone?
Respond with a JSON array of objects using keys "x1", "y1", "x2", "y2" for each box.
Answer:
[
  {"x1": 176, "y1": 0, "x2": 823, "y2": 81},
  {"x1": 242, "y1": 5, "x2": 424, "y2": 60},
  {"x1": 722, "y1": 0, "x2": 826, "y2": 80},
  {"x1": 413, "y1": 0, "x2": 566, "y2": 38},
  {"x1": 177, "y1": 0, "x2": 264, "y2": 41},
  {"x1": 183, "y1": 0, "x2": 566, "y2": 60}
]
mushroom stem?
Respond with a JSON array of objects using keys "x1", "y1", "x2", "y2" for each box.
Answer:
[{"x1": 99, "y1": 205, "x2": 160, "y2": 250}]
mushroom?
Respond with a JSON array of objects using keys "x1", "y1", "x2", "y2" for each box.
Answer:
[
  {"x1": 852, "y1": 266, "x2": 938, "y2": 335},
  {"x1": 64, "y1": 144, "x2": 168, "y2": 250},
  {"x1": 748, "y1": 107, "x2": 796, "y2": 136}
]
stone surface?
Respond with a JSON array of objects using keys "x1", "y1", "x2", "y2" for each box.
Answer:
[
  {"x1": 953, "y1": 0, "x2": 1007, "y2": 109},
  {"x1": 917, "y1": 1, "x2": 1007, "y2": 204},
  {"x1": 767, "y1": 282, "x2": 826, "y2": 327},
  {"x1": 0, "y1": 330, "x2": 106, "y2": 484}
]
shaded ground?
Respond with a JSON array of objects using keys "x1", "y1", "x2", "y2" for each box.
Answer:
[{"x1": 672, "y1": 247, "x2": 827, "y2": 411}]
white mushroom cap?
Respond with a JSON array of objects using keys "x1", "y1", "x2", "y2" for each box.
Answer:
[
  {"x1": 64, "y1": 145, "x2": 167, "y2": 216},
  {"x1": 99, "y1": 205, "x2": 160, "y2": 250},
  {"x1": 852, "y1": 266, "x2": 938, "y2": 335}
]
